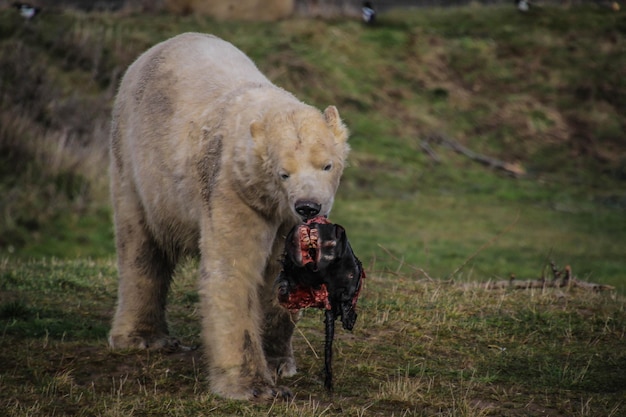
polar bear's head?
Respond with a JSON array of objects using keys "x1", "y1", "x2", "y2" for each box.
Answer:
[{"x1": 250, "y1": 105, "x2": 349, "y2": 222}]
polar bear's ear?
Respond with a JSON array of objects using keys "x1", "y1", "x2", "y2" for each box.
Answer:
[
  {"x1": 250, "y1": 120, "x2": 265, "y2": 143},
  {"x1": 323, "y1": 106, "x2": 349, "y2": 144}
]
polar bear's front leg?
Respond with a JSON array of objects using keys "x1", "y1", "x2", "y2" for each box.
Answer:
[{"x1": 198, "y1": 208, "x2": 291, "y2": 400}]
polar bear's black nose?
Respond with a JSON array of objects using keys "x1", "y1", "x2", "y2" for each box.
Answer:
[{"x1": 295, "y1": 200, "x2": 321, "y2": 220}]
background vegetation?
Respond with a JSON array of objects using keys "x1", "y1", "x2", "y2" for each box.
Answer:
[{"x1": 0, "y1": 3, "x2": 624, "y2": 416}]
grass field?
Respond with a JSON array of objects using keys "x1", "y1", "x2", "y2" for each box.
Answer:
[
  {"x1": 1, "y1": 258, "x2": 624, "y2": 416},
  {"x1": 0, "y1": 3, "x2": 625, "y2": 416}
]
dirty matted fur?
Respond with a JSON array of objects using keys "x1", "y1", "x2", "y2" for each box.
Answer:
[{"x1": 108, "y1": 33, "x2": 349, "y2": 400}]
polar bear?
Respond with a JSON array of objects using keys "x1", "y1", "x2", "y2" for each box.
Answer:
[{"x1": 108, "y1": 33, "x2": 349, "y2": 400}]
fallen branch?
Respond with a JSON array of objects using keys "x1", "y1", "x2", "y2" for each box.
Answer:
[
  {"x1": 480, "y1": 262, "x2": 615, "y2": 292},
  {"x1": 419, "y1": 139, "x2": 441, "y2": 164},
  {"x1": 421, "y1": 133, "x2": 526, "y2": 178}
]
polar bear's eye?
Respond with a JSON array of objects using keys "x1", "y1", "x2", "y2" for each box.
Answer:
[
  {"x1": 280, "y1": 171, "x2": 290, "y2": 180},
  {"x1": 323, "y1": 163, "x2": 333, "y2": 171}
]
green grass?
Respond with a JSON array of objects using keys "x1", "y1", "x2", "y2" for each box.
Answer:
[
  {"x1": 334, "y1": 169, "x2": 626, "y2": 292},
  {"x1": 1, "y1": 3, "x2": 626, "y2": 415},
  {"x1": 1, "y1": 258, "x2": 624, "y2": 416},
  {"x1": 1, "y1": 5, "x2": 625, "y2": 270}
]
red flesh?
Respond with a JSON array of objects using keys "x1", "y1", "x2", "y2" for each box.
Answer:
[
  {"x1": 280, "y1": 284, "x2": 331, "y2": 313},
  {"x1": 281, "y1": 216, "x2": 332, "y2": 312}
]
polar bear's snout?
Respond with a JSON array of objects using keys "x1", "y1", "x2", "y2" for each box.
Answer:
[{"x1": 295, "y1": 200, "x2": 321, "y2": 220}]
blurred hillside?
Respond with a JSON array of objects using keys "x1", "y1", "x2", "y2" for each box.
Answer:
[
  {"x1": 0, "y1": 4, "x2": 624, "y2": 286},
  {"x1": 8, "y1": 0, "x2": 604, "y2": 18}
]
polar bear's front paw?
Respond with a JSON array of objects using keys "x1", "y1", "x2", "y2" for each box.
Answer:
[
  {"x1": 251, "y1": 383, "x2": 293, "y2": 401},
  {"x1": 211, "y1": 373, "x2": 292, "y2": 401}
]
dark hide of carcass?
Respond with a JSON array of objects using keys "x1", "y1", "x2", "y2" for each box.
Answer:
[{"x1": 276, "y1": 216, "x2": 364, "y2": 391}]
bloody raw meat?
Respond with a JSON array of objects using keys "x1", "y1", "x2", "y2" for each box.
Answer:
[
  {"x1": 278, "y1": 282, "x2": 331, "y2": 312},
  {"x1": 276, "y1": 215, "x2": 365, "y2": 391}
]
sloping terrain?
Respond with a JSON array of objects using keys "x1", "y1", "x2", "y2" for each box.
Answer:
[
  {"x1": 0, "y1": 6, "x2": 625, "y2": 415},
  {"x1": 2, "y1": 4, "x2": 624, "y2": 284}
]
